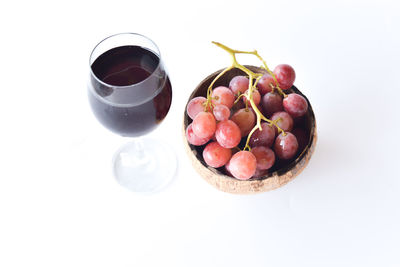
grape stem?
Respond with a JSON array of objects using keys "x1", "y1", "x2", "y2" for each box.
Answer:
[
  {"x1": 208, "y1": 42, "x2": 287, "y2": 150},
  {"x1": 204, "y1": 65, "x2": 234, "y2": 111}
]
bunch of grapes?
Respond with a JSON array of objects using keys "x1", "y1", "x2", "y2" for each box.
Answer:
[{"x1": 186, "y1": 43, "x2": 310, "y2": 181}]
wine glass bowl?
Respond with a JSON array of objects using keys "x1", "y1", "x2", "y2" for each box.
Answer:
[
  {"x1": 183, "y1": 66, "x2": 317, "y2": 194},
  {"x1": 88, "y1": 33, "x2": 172, "y2": 137}
]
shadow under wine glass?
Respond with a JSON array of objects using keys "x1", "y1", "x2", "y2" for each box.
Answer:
[{"x1": 88, "y1": 33, "x2": 176, "y2": 193}]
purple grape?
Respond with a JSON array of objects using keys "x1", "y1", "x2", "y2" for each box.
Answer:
[
  {"x1": 261, "y1": 92, "x2": 283, "y2": 117},
  {"x1": 251, "y1": 146, "x2": 275, "y2": 170},
  {"x1": 249, "y1": 122, "x2": 275, "y2": 147},
  {"x1": 274, "y1": 132, "x2": 298, "y2": 160},
  {"x1": 273, "y1": 64, "x2": 295, "y2": 90}
]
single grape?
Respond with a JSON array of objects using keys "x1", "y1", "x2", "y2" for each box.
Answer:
[
  {"x1": 228, "y1": 151, "x2": 257, "y2": 180},
  {"x1": 229, "y1": 76, "x2": 249, "y2": 96},
  {"x1": 270, "y1": 111, "x2": 293, "y2": 135},
  {"x1": 213, "y1": 104, "x2": 231, "y2": 121},
  {"x1": 273, "y1": 64, "x2": 296, "y2": 90},
  {"x1": 292, "y1": 128, "x2": 308, "y2": 153},
  {"x1": 249, "y1": 122, "x2": 275, "y2": 147},
  {"x1": 231, "y1": 108, "x2": 256, "y2": 137},
  {"x1": 215, "y1": 120, "x2": 241, "y2": 148},
  {"x1": 212, "y1": 86, "x2": 235, "y2": 109},
  {"x1": 261, "y1": 92, "x2": 283, "y2": 117},
  {"x1": 274, "y1": 132, "x2": 298, "y2": 160},
  {"x1": 203, "y1": 141, "x2": 232, "y2": 168},
  {"x1": 192, "y1": 111, "x2": 216, "y2": 139},
  {"x1": 283, "y1": 93, "x2": 308, "y2": 118},
  {"x1": 257, "y1": 74, "x2": 276, "y2": 95},
  {"x1": 243, "y1": 89, "x2": 261, "y2": 106},
  {"x1": 187, "y1": 96, "x2": 207, "y2": 120},
  {"x1": 251, "y1": 146, "x2": 275, "y2": 170},
  {"x1": 186, "y1": 123, "x2": 210, "y2": 146}
]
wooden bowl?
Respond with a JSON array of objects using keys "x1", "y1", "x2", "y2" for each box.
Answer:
[{"x1": 183, "y1": 66, "x2": 317, "y2": 194}]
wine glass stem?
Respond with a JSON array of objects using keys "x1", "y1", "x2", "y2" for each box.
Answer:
[{"x1": 131, "y1": 138, "x2": 150, "y2": 165}]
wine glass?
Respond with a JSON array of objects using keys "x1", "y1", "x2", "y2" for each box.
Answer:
[{"x1": 88, "y1": 33, "x2": 176, "y2": 193}]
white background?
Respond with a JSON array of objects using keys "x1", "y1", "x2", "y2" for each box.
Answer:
[{"x1": 1, "y1": 0, "x2": 400, "y2": 266}]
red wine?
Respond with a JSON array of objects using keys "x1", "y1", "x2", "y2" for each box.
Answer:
[{"x1": 89, "y1": 45, "x2": 172, "y2": 137}]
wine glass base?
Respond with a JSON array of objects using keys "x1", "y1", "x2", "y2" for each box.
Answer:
[{"x1": 112, "y1": 137, "x2": 177, "y2": 193}]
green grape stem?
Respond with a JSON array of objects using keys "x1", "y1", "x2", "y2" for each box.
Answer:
[{"x1": 208, "y1": 42, "x2": 287, "y2": 150}]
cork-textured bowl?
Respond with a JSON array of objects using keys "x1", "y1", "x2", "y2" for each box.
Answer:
[{"x1": 183, "y1": 66, "x2": 317, "y2": 194}]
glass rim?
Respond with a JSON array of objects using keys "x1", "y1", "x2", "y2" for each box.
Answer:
[{"x1": 89, "y1": 32, "x2": 163, "y2": 89}]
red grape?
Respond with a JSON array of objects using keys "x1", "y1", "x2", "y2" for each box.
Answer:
[
  {"x1": 192, "y1": 111, "x2": 216, "y2": 139},
  {"x1": 186, "y1": 123, "x2": 210, "y2": 146},
  {"x1": 251, "y1": 146, "x2": 275, "y2": 170},
  {"x1": 213, "y1": 104, "x2": 230, "y2": 121},
  {"x1": 228, "y1": 151, "x2": 257, "y2": 180},
  {"x1": 215, "y1": 120, "x2": 241, "y2": 149},
  {"x1": 270, "y1": 111, "x2": 293, "y2": 134},
  {"x1": 273, "y1": 64, "x2": 295, "y2": 90},
  {"x1": 257, "y1": 74, "x2": 276, "y2": 95},
  {"x1": 243, "y1": 89, "x2": 261, "y2": 106},
  {"x1": 283, "y1": 93, "x2": 308, "y2": 118},
  {"x1": 249, "y1": 122, "x2": 275, "y2": 147},
  {"x1": 187, "y1": 96, "x2": 207, "y2": 120},
  {"x1": 203, "y1": 141, "x2": 232, "y2": 168},
  {"x1": 231, "y1": 108, "x2": 256, "y2": 137},
  {"x1": 261, "y1": 92, "x2": 283, "y2": 117},
  {"x1": 229, "y1": 75, "x2": 249, "y2": 95},
  {"x1": 212, "y1": 86, "x2": 235, "y2": 109},
  {"x1": 274, "y1": 132, "x2": 298, "y2": 160}
]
